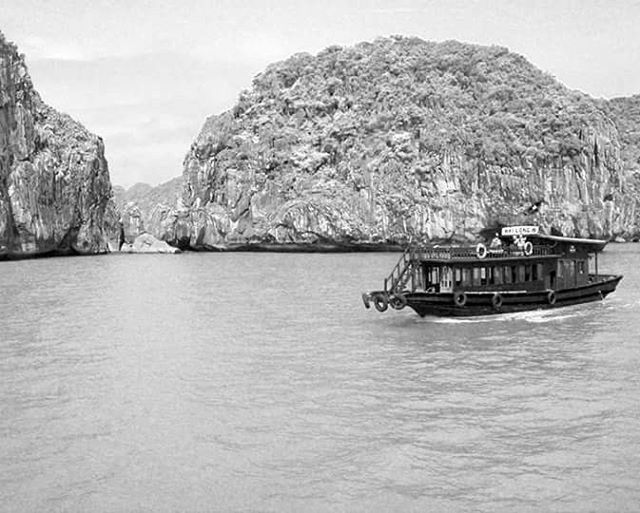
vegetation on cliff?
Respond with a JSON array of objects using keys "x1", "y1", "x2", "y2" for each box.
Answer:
[{"x1": 230, "y1": 38, "x2": 606, "y2": 170}]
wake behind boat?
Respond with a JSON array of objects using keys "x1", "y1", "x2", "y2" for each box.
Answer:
[{"x1": 362, "y1": 225, "x2": 622, "y2": 317}]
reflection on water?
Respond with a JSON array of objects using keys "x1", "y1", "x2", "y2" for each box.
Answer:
[{"x1": 1, "y1": 246, "x2": 640, "y2": 512}]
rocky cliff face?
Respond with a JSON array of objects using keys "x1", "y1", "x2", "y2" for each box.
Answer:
[
  {"x1": 605, "y1": 95, "x2": 640, "y2": 175},
  {"x1": 604, "y1": 95, "x2": 640, "y2": 233},
  {"x1": 0, "y1": 32, "x2": 119, "y2": 258},
  {"x1": 153, "y1": 37, "x2": 637, "y2": 249}
]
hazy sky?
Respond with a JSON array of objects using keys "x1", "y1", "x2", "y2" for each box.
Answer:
[{"x1": 3, "y1": 0, "x2": 640, "y2": 187}]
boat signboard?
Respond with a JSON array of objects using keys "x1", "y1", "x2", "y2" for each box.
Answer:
[{"x1": 501, "y1": 225, "x2": 540, "y2": 236}]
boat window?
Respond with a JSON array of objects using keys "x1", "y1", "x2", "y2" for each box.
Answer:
[
  {"x1": 524, "y1": 265, "x2": 532, "y2": 282},
  {"x1": 480, "y1": 267, "x2": 487, "y2": 286},
  {"x1": 577, "y1": 260, "x2": 585, "y2": 274},
  {"x1": 518, "y1": 265, "x2": 525, "y2": 282},
  {"x1": 423, "y1": 266, "x2": 430, "y2": 286},
  {"x1": 455, "y1": 268, "x2": 462, "y2": 286},
  {"x1": 440, "y1": 266, "x2": 452, "y2": 290},
  {"x1": 566, "y1": 260, "x2": 575, "y2": 285},
  {"x1": 473, "y1": 267, "x2": 481, "y2": 286},
  {"x1": 511, "y1": 266, "x2": 518, "y2": 283},
  {"x1": 463, "y1": 268, "x2": 471, "y2": 285},
  {"x1": 493, "y1": 266, "x2": 503, "y2": 285},
  {"x1": 536, "y1": 263, "x2": 543, "y2": 281},
  {"x1": 504, "y1": 266, "x2": 512, "y2": 283}
]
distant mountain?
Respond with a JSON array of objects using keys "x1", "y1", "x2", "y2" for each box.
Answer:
[
  {"x1": 146, "y1": 36, "x2": 637, "y2": 250},
  {"x1": 0, "y1": 31, "x2": 119, "y2": 258},
  {"x1": 113, "y1": 177, "x2": 183, "y2": 242}
]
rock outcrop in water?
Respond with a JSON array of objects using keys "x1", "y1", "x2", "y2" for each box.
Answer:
[
  {"x1": 0, "y1": 32, "x2": 119, "y2": 259},
  {"x1": 120, "y1": 233, "x2": 181, "y2": 254},
  {"x1": 143, "y1": 36, "x2": 639, "y2": 250}
]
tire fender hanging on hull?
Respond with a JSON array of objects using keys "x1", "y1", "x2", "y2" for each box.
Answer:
[
  {"x1": 373, "y1": 293, "x2": 389, "y2": 312},
  {"x1": 390, "y1": 294, "x2": 408, "y2": 310},
  {"x1": 453, "y1": 291, "x2": 467, "y2": 307}
]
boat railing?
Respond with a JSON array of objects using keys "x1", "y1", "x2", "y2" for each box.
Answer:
[
  {"x1": 384, "y1": 247, "x2": 414, "y2": 294},
  {"x1": 410, "y1": 243, "x2": 556, "y2": 261},
  {"x1": 383, "y1": 243, "x2": 557, "y2": 294}
]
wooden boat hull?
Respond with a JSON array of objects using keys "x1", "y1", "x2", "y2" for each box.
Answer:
[{"x1": 403, "y1": 274, "x2": 623, "y2": 317}]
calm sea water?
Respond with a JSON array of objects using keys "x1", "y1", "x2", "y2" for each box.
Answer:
[{"x1": 1, "y1": 245, "x2": 640, "y2": 512}]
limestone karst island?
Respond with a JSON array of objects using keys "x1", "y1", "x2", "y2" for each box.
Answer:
[{"x1": 2, "y1": 32, "x2": 640, "y2": 259}]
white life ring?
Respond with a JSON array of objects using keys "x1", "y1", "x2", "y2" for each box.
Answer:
[
  {"x1": 523, "y1": 241, "x2": 533, "y2": 256},
  {"x1": 476, "y1": 243, "x2": 487, "y2": 259}
]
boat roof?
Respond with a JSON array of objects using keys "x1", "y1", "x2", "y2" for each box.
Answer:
[
  {"x1": 529, "y1": 232, "x2": 607, "y2": 248},
  {"x1": 490, "y1": 225, "x2": 608, "y2": 251}
]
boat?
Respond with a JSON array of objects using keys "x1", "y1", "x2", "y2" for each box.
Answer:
[{"x1": 362, "y1": 225, "x2": 622, "y2": 317}]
